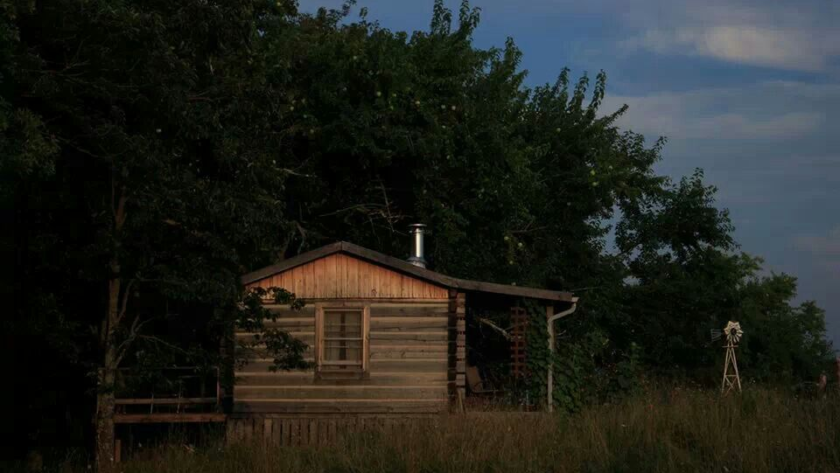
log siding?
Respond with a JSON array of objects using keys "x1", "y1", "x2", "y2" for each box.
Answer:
[{"x1": 234, "y1": 300, "x2": 451, "y2": 414}]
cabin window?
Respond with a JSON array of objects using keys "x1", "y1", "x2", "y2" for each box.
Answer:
[{"x1": 316, "y1": 306, "x2": 369, "y2": 377}]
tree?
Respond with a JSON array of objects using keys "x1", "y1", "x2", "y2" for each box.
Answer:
[
  {"x1": 255, "y1": 1, "x2": 666, "y2": 294},
  {"x1": 3, "y1": 0, "x2": 307, "y2": 469},
  {"x1": 615, "y1": 171, "x2": 833, "y2": 379},
  {"x1": 738, "y1": 273, "x2": 834, "y2": 382}
]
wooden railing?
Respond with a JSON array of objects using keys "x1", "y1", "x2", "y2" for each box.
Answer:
[{"x1": 113, "y1": 366, "x2": 226, "y2": 424}]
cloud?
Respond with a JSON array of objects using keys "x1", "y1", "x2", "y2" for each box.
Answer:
[
  {"x1": 618, "y1": 0, "x2": 840, "y2": 71},
  {"x1": 601, "y1": 81, "x2": 835, "y2": 141},
  {"x1": 625, "y1": 26, "x2": 834, "y2": 71},
  {"x1": 599, "y1": 80, "x2": 840, "y2": 208}
]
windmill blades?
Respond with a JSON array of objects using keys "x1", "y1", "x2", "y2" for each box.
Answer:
[
  {"x1": 710, "y1": 329, "x2": 722, "y2": 342},
  {"x1": 724, "y1": 321, "x2": 744, "y2": 344}
]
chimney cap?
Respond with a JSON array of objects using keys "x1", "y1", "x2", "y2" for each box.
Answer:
[{"x1": 407, "y1": 223, "x2": 427, "y2": 268}]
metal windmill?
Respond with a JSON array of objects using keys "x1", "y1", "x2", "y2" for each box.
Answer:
[{"x1": 713, "y1": 321, "x2": 743, "y2": 395}]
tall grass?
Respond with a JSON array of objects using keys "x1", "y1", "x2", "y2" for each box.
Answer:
[{"x1": 30, "y1": 388, "x2": 840, "y2": 473}]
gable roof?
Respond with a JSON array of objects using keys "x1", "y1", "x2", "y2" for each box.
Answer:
[{"x1": 242, "y1": 241, "x2": 575, "y2": 302}]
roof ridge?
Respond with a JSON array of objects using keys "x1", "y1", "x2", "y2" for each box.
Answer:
[{"x1": 241, "y1": 241, "x2": 574, "y2": 302}]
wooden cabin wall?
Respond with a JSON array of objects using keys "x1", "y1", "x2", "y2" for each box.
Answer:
[
  {"x1": 233, "y1": 300, "x2": 451, "y2": 414},
  {"x1": 246, "y1": 253, "x2": 450, "y2": 300}
]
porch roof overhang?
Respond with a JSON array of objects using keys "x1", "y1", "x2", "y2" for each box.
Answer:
[{"x1": 242, "y1": 241, "x2": 575, "y2": 302}]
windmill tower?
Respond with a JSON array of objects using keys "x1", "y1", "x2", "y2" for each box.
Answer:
[{"x1": 717, "y1": 321, "x2": 743, "y2": 395}]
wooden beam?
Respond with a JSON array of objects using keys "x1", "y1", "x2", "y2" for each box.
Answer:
[
  {"x1": 114, "y1": 413, "x2": 227, "y2": 424},
  {"x1": 233, "y1": 399, "x2": 447, "y2": 414},
  {"x1": 234, "y1": 385, "x2": 448, "y2": 400},
  {"x1": 114, "y1": 397, "x2": 218, "y2": 405},
  {"x1": 369, "y1": 305, "x2": 450, "y2": 316},
  {"x1": 448, "y1": 290, "x2": 467, "y2": 412},
  {"x1": 363, "y1": 305, "x2": 371, "y2": 373},
  {"x1": 234, "y1": 371, "x2": 448, "y2": 386}
]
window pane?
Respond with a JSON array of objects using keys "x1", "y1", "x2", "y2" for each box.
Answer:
[
  {"x1": 322, "y1": 311, "x2": 363, "y2": 364},
  {"x1": 324, "y1": 329, "x2": 362, "y2": 338},
  {"x1": 324, "y1": 312, "x2": 362, "y2": 338}
]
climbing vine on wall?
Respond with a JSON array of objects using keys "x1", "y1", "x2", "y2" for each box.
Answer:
[{"x1": 523, "y1": 299, "x2": 643, "y2": 412}]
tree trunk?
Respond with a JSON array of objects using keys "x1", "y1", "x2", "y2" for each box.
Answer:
[
  {"x1": 95, "y1": 275, "x2": 121, "y2": 473},
  {"x1": 94, "y1": 367, "x2": 116, "y2": 472},
  {"x1": 95, "y1": 185, "x2": 127, "y2": 472}
]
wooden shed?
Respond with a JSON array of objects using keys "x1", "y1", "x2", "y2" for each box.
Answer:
[{"x1": 231, "y1": 239, "x2": 575, "y2": 427}]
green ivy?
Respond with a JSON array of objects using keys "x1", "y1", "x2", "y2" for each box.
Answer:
[{"x1": 523, "y1": 299, "x2": 643, "y2": 412}]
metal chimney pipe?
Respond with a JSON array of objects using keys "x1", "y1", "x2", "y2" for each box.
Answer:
[{"x1": 407, "y1": 224, "x2": 427, "y2": 268}]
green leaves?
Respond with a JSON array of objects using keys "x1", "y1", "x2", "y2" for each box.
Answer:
[
  {"x1": 235, "y1": 287, "x2": 310, "y2": 372},
  {"x1": 518, "y1": 299, "x2": 643, "y2": 412}
]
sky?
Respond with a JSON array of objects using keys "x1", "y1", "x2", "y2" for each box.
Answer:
[{"x1": 299, "y1": 0, "x2": 840, "y2": 346}]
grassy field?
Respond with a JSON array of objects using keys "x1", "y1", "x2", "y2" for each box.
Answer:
[{"x1": 24, "y1": 388, "x2": 840, "y2": 473}]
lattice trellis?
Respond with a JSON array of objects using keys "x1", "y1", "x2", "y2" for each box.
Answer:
[{"x1": 510, "y1": 306, "x2": 529, "y2": 378}]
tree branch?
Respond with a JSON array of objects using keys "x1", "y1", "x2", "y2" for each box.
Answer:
[
  {"x1": 136, "y1": 334, "x2": 191, "y2": 356},
  {"x1": 114, "y1": 279, "x2": 135, "y2": 328},
  {"x1": 476, "y1": 317, "x2": 512, "y2": 340},
  {"x1": 115, "y1": 315, "x2": 160, "y2": 366}
]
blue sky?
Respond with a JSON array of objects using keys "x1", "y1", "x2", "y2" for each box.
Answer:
[{"x1": 300, "y1": 0, "x2": 840, "y2": 345}]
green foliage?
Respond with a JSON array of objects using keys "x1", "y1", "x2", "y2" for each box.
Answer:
[
  {"x1": 613, "y1": 171, "x2": 833, "y2": 381},
  {"x1": 254, "y1": 1, "x2": 665, "y2": 295},
  {"x1": 522, "y1": 300, "x2": 552, "y2": 405},
  {"x1": 737, "y1": 274, "x2": 835, "y2": 382},
  {"x1": 235, "y1": 287, "x2": 310, "y2": 373},
  {"x1": 524, "y1": 300, "x2": 642, "y2": 412},
  {"x1": 2, "y1": 0, "x2": 310, "y2": 453}
]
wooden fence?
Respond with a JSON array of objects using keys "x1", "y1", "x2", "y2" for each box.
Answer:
[{"x1": 226, "y1": 415, "x2": 438, "y2": 447}]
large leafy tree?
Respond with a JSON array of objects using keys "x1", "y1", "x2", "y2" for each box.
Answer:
[
  {"x1": 3, "y1": 0, "x2": 308, "y2": 469},
  {"x1": 614, "y1": 170, "x2": 833, "y2": 379},
  {"x1": 259, "y1": 3, "x2": 663, "y2": 288},
  {"x1": 738, "y1": 272, "x2": 834, "y2": 382}
]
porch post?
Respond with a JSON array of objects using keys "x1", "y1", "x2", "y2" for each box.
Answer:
[
  {"x1": 546, "y1": 305, "x2": 555, "y2": 413},
  {"x1": 546, "y1": 300, "x2": 578, "y2": 413}
]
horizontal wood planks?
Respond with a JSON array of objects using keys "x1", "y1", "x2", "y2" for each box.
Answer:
[
  {"x1": 236, "y1": 371, "x2": 448, "y2": 386},
  {"x1": 233, "y1": 400, "x2": 447, "y2": 414},
  {"x1": 234, "y1": 385, "x2": 448, "y2": 400},
  {"x1": 226, "y1": 415, "x2": 439, "y2": 446},
  {"x1": 234, "y1": 300, "x2": 451, "y2": 415},
  {"x1": 245, "y1": 253, "x2": 449, "y2": 299},
  {"x1": 116, "y1": 413, "x2": 226, "y2": 424}
]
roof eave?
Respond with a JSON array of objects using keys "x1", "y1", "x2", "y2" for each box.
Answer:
[{"x1": 241, "y1": 241, "x2": 574, "y2": 302}]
